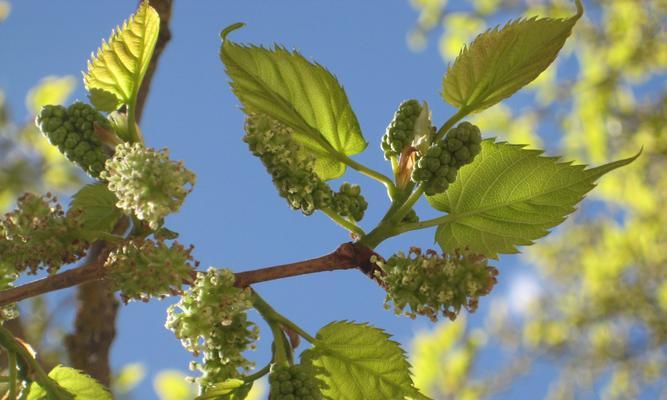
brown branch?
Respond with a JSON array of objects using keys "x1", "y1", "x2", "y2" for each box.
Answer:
[
  {"x1": 0, "y1": 263, "x2": 105, "y2": 306},
  {"x1": 135, "y1": 0, "x2": 173, "y2": 123},
  {"x1": 0, "y1": 243, "x2": 380, "y2": 308}
]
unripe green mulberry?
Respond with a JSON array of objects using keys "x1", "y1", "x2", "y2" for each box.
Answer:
[
  {"x1": 244, "y1": 114, "x2": 333, "y2": 215},
  {"x1": 411, "y1": 121, "x2": 482, "y2": 196},
  {"x1": 374, "y1": 248, "x2": 498, "y2": 321},
  {"x1": 332, "y1": 183, "x2": 367, "y2": 222},
  {"x1": 445, "y1": 121, "x2": 482, "y2": 167},
  {"x1": 35, "y1": 102, "x2": 112, "y2": 177},
  {"x1": 105, "y1": 239, "x2": 198, "y2": 303},
  {"x1": 0, "y1": 193, "x2": 88, "y2": 274},
  {"x1": 269, "y1": 364, "x2": 324, "y2": 400},
  {"x1": 165, "y1": 268, "x2": 258, "y2": 388},
  {"x1": 101, "y1": 143, "x2": 195, "y2": 230},
  {"x1": 381, "y1": 100, "x2": 422, "y2": 159}
]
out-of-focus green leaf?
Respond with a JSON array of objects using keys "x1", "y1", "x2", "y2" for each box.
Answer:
[
  {"x1": 153, "y1": 370, "x2": 197, "y2": 400},
  {"x1": 25, "y1": 76, "x2": 76, "y2": 115}
]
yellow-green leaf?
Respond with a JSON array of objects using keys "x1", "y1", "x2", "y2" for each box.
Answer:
[
  {"x1": 220, "y1": 23, "x2": 366, "y2": 180},
  {"x1": 302, "y1": 321, "x2": 430, "y2": 400},
  {"x1": 84, "y1": 1, "x2": 160, "y2": 110},
  {"x1": 28, "y1": 366, "x2": 112, "y2": 400},
  {"x1": 427, "y1": 140, "x2": 639, "y2": 258},
  {"x1": 442, "y1": 0, "x2": 583, "y2": 112}
]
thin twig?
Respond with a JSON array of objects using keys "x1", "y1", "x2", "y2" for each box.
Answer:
[{"x1": 0, "y1": 242, "x2": 380, "y2": 307}]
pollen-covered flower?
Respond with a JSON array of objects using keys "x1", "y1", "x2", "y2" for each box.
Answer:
[
  {"x1": 375, "y1": 247, "x2": 498, "y2": 321},
  {"x1": 165, "y1": 268, "x2": 258, "y2": 388},
  {"x1": 101, "y1": 143, "x2": 195, "y2": 230}
]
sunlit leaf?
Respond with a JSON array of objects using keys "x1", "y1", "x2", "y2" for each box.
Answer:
[
  {"x1": 427, "y1": 140, "x2": 639, "y2": 258},
  {"x1": 220, "y1": 23, "x2": 366, "y2": 180},
  {"x1": 28, "y1": 366, "x2": 112, "y2": 400},
  {"x1": 442, "y1": 0, "x2": 582, "y2": 112},
  {"x1": 84, "y1": 1, "x2": 160, "y2": 110},
  {"x1": 302, "y1": 321, "x2": 430, "y2": 400}
]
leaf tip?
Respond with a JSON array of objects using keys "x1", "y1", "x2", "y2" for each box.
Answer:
[{"x1": 220, "y1": 22, "x2": 246, "y2": 41}]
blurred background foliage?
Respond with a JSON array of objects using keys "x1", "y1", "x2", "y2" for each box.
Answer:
[
  {"x1": 407, "y1": 0, "x2": 667, "y2": 398},
  {"x1": 1, "y1": 0, "x2": 666, "y2": 398}
]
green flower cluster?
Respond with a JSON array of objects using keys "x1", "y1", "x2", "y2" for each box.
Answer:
[
  {"x1": 269, "y1": 364, "x2": 324, "y2": 400},
  {"x1": 35, "y1": 102, "x2": 112, "y2": 178},
  {"x1": 101, "y1": 143, "x2": 196, "y2": 230},
  {"x1": 105, "y1": 239, "x2": 197, "y2": 303},
  {"x1": 165, "y1": 268, "x2": 258, "y2": 389},
  {"x1": 0, "y1": 193, "x2": 88, "y2": 274},
  {"x1": 411, "y1": 122, "x2": 482, "y2": 196},
  {"x1": 381, "y1": 99, "x2": 422, "y2": 159},
  {"x1": 375, "y1": 247, "x2": 498, "y2": 321},
  {"x1": 244, "y1": 114, "x2": 333, "y2": 216},
  {"x1": 332, "y1": 183, "x2": 367, "y2": 222}
]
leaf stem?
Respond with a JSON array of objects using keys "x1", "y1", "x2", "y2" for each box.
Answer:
[
  {"x1": 243, "y1": 363, "x2": 271, "y2": 383},
  {"x1": 251, "y1": 291, "x2": 317, "y2": 344},
  {"x1": 334, "y1": 153, "x2": 397, "y2": 198},
  {"x1": 434, "y1": 107, "x2": 471, "y2": 143},
  {"x1": 393, "y1": 213, "x2": 455, "y2": 235},
  {"x1": 321, "y1": 208, "x2": 365, "y2": 237},
  {"x1": 8, "y1": 351, "x2": 17, "y2": 400},
  {"x1": 0, "y1": 326, "x2": 74, "y2": 400},
  {"x1": 392, "y1": 186, "x2": 425, "y2": 224}
]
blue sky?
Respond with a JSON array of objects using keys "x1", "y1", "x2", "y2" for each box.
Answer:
[{"x1": 0, "y1": 1, "x2": 563, "y2": 398}]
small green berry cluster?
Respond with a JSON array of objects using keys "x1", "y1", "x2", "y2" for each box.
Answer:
[
  {"x1": 244, "y1": 114, "x2": 333, "y2": 215},
  {"x1": 0, "y1": 193, "x2": 88, "y2": 274},
  {"x1": 331, "y1": 183, "x2": 367, "y2": 222},
  {"x1": 269, "y1": 363, "x2": 324, "y2": 400},
  {"x1": 374, "y1": 247, "x2": 498, "y2": 321},
  {"x1": 381, "y1": 99, "x2": 422, "y2": 159},
  {"x1": 105, "y1": 239, "x2": 198, "y2": 303},
  {"x1": 165, "y1": 268, "x2": 258, "y2": 389},
  {"x1": 401, "y1": 209, "x2": 419, "y2": 223},
  {"x1": 35, "y1": 102, "x2": 112, "y2": 178},
  {"x1": 101, "y1": 143, "x2": 196, "y2": 230},
  {"x1": 411, "y1": 122, "x2": 482, "y2": 196}
]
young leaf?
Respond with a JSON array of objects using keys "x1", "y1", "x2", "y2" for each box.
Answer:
[
  {"x1": 27, "y1": 365, "x2": 112, "y2": 400},
  {"x1": 427, "y1": 140, "x2": 640, "y2": 258},
  {"x1": 70, "y1": 183, "x2": 123, "y2": 232},
  {"x1": 220, "y1": 23, "x2": 366, "y2": 180},
  {"x1": 301, "y1": 321, "x2": 430, "y2": 400},
  {"x1": 84, "y1": 1, "x2": 160, "y2": 111},
  {"x1": 442, "y1": 0, "x2": 583, "y2": 112}
]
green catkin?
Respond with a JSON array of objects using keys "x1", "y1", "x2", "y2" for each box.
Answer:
[
  {"x1": 165, "y1": 268, "x2": 258, "y2": 389},
  {"x1": 331, "y1": 182, "x2": 368, "y2": 222},
  {"x1": 411, "y1": 121, "x2": 482, "y2": 196},
  {"x1": 101, "y1": 143, "x2": 196, "y2": 230},
  {"x1": 374, "y1": 247, "x2": 498, "y2": 322},
  {"x1": 105, "y1": 239, "x2": 198, "y2": 303},
  {"x1": 0, "y1": 193, "x2": 88, "y2": 274},
  {"x1": 381, "y1": 99, "x2": 423, "y2": 159},
  {"x1": 244, "y1": 114, "x2": 333, "y2": 215},
  {"x1": 35, "y1": 102, "x2": 112, "y2": 178},
  {"x1": 269, "y1": 364, "x2": 324, "y2": 400}
]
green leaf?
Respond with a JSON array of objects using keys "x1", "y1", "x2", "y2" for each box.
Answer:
[
  {"x1": 28, "y1": 366, "x2": 112, "y2": 400},
  {"x1": 196, "y1": 379, "x2": 253, "y2": 400},
  {"x1": 427, "y1": 140, "x2": 640, "y2": 258},
  {"x1": 84, "y1": 1, "x2": 160, "y2": 110},
  {"x1": 301, "y1": 321, "x2": 429, "y2": 400},
  {"x1": 220, "y1": 23, "x2": 366, "y2": 180},
  {"x1": 442, "y1": 0, "x2": 583, "y2": 112},
  {"x1": 70, "y1": 183, "x2": 123, "y2": 233}
]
